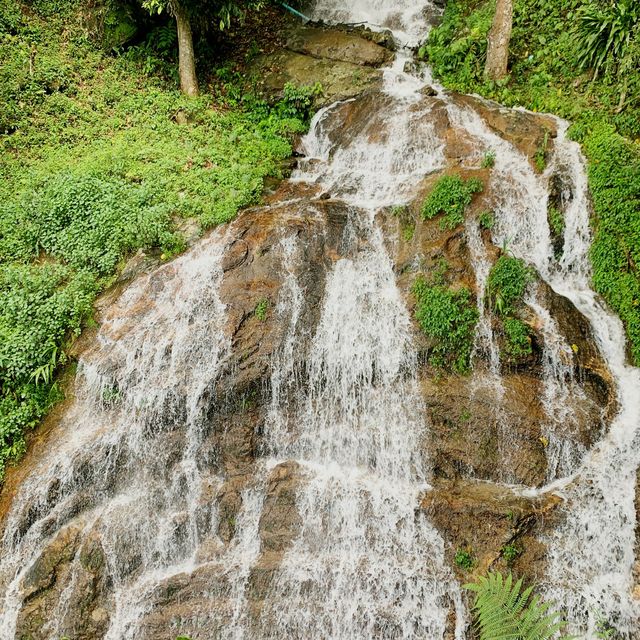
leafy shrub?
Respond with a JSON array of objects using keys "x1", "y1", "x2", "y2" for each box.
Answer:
[
  {"x1": 420, "y1": 0, "x2": 494, "y2": 89},
  {"x1": 487, "y1": 256, "x2": 533, "y2": 315},
  {"x1": 422, "y1": 175, "x2": 484, "y2": 230},
  {"x1": 278, "y1": 82, "x2": 323, "y2": 122},
  {"x1": 503, "y1": 317, "x2": 532, "y2": 359},
  {"x1": 465, "y1": 572, "x2": 568, "y2": 640},
  {"x1": 413, "y1": 276, "x2": 479, "y2": 374}
]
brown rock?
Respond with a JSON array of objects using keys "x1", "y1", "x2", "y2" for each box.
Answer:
[{"x1": 286, "y1": 26, "x2": 393, "y2": 67}]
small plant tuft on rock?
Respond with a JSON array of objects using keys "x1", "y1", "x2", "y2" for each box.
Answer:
[{"x1": 422, "y1": 175, "x2": 484, "y2": 230}]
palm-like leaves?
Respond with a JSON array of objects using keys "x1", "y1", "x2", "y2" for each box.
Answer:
[
  {"x1": 575, "y1": 0, "x2": 639, "y2": 77},
  {"x1": 464, "y1": 572, "x2": 568, "y2": 640}
]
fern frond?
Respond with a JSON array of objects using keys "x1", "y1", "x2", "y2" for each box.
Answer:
[{"x1": 465, "y1": 572, "x2": 569, "y2": 640}]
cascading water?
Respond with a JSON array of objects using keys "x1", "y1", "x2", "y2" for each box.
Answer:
[
  {"x1": 259, "y1": 211, "x2": 463, "y2": 638},
  {"x1": 1, "y1": 0, "x2": 640, "y2": 638},
  {"x1": 449, "y1": 100, "x2": 640, "y2": 634}
]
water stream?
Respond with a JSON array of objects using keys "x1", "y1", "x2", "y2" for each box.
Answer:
[{"x1": 1, "y1": 0, "x2": 639, "y2": 638}]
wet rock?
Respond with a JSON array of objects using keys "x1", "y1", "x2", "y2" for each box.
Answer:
[
  {"x1": 249, "y1": 49, "x2": 381, "y2": 106},
  {"x1": 455, "y1": 93, "x2": 558, "y2": 169},
  {"x1": 287, "y1": 26, "x2": 393, "y2": 67},
  {"x1": 423, "y1": 479, "x2": 562, "y2": 584},
  {"x1": 422, "y1": 372, "x2": 549, "y2": 486},
  {"x1": 420, "y1": 84, "x2": 438, "y2": 97},
  {"x1": 16, "y1": 523, "x2": 114, "y2": 640}
]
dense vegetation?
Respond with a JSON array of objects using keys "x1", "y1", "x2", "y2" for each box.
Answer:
[
  {"x1": 413, "y1": 275, "x2": 479, "y2": 374},
  {"x1": 0, "y1": 0, "x2": 306, "y2": 478},
  {"x1": 424, "y1": 0, "x2": 640, "y2": 366}
]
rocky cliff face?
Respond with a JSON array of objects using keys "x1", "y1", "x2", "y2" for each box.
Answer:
[{"x1": 1, "y1": 21, "x2": 638, "y2": 640}]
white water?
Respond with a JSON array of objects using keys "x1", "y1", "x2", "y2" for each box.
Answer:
[
  {"x1": 1, "y1": 0, "x2": 640, "y2": 638},
  {"x1": 0, "y1": 229, "x2": 233, "y2": 638},
  {"x1": 309, "y1": 0, "x2": 432, "y2": 47}
]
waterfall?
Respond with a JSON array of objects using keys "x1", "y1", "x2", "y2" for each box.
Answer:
[
  {"x1": 259, "y1": 211, "x2": 463, "y2": 638},
  {"x1": 1, "y1": 0, "x2": 640, "y2": 638}
]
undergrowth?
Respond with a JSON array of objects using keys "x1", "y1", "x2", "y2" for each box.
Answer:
[{"x1": 0, "y1": 0, "x2": 306, "y2": 478}]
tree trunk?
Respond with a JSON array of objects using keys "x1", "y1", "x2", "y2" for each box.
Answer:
[
  {"x1": 173, "y1": 2, "x2": 198, "y2": 96},
  {"x1": 485, "y1": 0, "x2": 513, "y2": 81}
]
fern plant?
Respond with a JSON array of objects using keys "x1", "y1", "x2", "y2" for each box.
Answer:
[{"x1": 464, "y1": 572, "x2": 568, "y2": 640}]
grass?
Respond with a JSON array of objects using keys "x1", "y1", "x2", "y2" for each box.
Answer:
[
  {"x1": 0, "y1": 0, "x2": 306, "y2": 478},
  {"x1": 422, "y1": 0, "x2": 640, "y2": 366}
]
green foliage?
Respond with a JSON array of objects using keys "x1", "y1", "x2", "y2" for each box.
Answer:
[
  {"x1": 465, "y1": 572, "x2": 568, "y2": 640},
  {"x1": 481, "y1": 149, "x2": 496, "y2": 168},
  {"x1": 575, "y1": 0, "x2": 639, "y2": 78},
  {"x1": 503, "y1": 317, "x2": 532, "y2": 359},
  {"x1": 422, "y1": 175, "x2": 484, "y2": 230},
  {"x1": 413, "y1": 276, "x2": 479, "y2": 374},
  {"x1": 0, "y1": 0, "x2": 305, "y2": 478},
  {"x1": 584, "y1": 124, "x2": 640, "y2": 365},
  {"x1": 455, "y1": 547, "x2": 475, "y2": 570},
  {"x1": 278, "y1": 82, "x2": 323, "y2": 123},
  {"x1": 479, "y1": 211, "x2": 495, "y2": 230},
  {"x1": 501, "y1": 544, "x2": 521, "y2": 564},
  {"x1": 487, "y1": 256, "x2": 533, "y2": 315},
  {"x1": 419, "y1": 0, "x2": 494, "y2": 88},
  {"x1": 254, "y1": 298, "x2": 269, "y2": 321}
]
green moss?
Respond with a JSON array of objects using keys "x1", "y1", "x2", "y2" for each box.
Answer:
[
  {"x1": 479, "y1": 210, "x2": 495, "y2": 230},
  {"x1": 413, "y1": 276, "x2": 479, "y2": 374},
  {"x1": 254, "y1": 298, "x2": 269, "y2": 322},
  {"x1": 422, "y1": 175, "x2": 484, "y2": 230},
  {"x1": 548, "y1": 206, "x2": 565, "y2": 237},
  {"x1": 501, "y1": 544, "x2": 521, "y2": 564}
]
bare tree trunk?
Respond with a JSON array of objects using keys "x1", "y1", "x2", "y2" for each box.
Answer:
[
  {"x1": 485, "y1": 0, "x2": 513, "y2": 81},
  {"x1": 173, "y1": 2, "x2": 198, "y2": 96}
]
